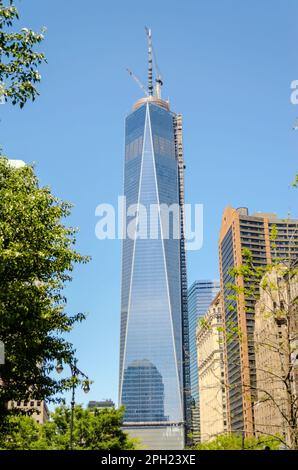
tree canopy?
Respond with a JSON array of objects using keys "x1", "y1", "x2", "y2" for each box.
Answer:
[
  {"x1": 0, "y1": 405, "x2": 137, "y2": 450},
  {"x1": 0, "y1": 157, "x2": 90, "y2": 421},
  {"x1": 194, "y1": 433, "x2": 280, "y2": 450}
]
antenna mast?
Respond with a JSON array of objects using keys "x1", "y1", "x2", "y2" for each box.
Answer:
[
  {"x1": 145, "y1": 27, "x2": 153, "y2": 96},
  {"x1": 127, "y1": 28, "x2": 165, "y2": 102}
]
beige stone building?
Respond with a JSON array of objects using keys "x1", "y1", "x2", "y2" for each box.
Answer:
[
  {"x1": 254, "y1": 268, "x2": 298, "y2": 447},
  {"x1": 196, "y1": 292, "x2": 227, "y2": 442},
  {"x1": 8, "y1": 399, "x2": 49, "y2": 424}
]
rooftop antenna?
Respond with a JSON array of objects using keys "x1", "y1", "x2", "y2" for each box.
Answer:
[{"x1": 145, "y1": 26, "x2": 153, "y2": 96}]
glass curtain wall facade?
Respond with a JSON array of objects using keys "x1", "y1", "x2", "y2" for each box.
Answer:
[
  {"x1": 187, "y1": 281, "x2": 220, "y2": 442},
  {"x1": 188, "y1": 281, "x2": 220, "y2": 405},
  {"x1": 119, "y1": 100, "x2": 187, "y2": 450}
]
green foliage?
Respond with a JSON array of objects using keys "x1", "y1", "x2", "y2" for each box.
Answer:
[
  {"x1": 40, "y1": 405, "x2": 136, "y2": 450},
  {"x1": 228, "y1": 248, "x2": 267, "y2": 302},
  {"x1": 270, "y1": 223, "x2": 278, "y2": 254},
  {"x1": 193, "y1": 433, "x2": 281, "y2": 450},
  {"x1": 0, "y1": 0, "x2": 45, "y2": 107},
  {"x1": 0, "y1": 414, "x2": 40, "y2": 450},
  {"x1": 292, "y1": 174, "x2": 298, "y2": 188},
  {"x1": 198, "y1": 317, "x2": 211, "y2": 330},
  {"x1": 0, "y1": 406, "x2": 137, "y2": 450},
  {"x1": 269, "y1": 224, "x2": 278, "y2": 242},
  {"x1": 224, "y1": 249, "x2": 268, "y2": 347},
  {"x1": 0, "y1": 157, "x2": 90, "y2": 420}
]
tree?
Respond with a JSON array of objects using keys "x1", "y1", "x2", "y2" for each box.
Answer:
[
  {"x1": 38, "y1": 405, "x2": 137, "y2": 450},
  {"x1": 227, "y1": 240, "x2": 298, "y2": 449},
  {"x1": 252, "y1": 264, "x2": 298, "y2": 449},
  {"x1": 0, "y1": 414, "x2": 40, "y2": 450},
  {"x1": 0, "y1": 157, "x2": 90, "y2": 423},
  {"x1": 194, "y1": 433, "x2": 280, "y2": 450},
  {"x1": 0, "y1": 0, "x2": 45, "y2": 108},
  {"x1": 292, "y1": 174, "x2": 298, "y2": 188},
  {"x1": 0, "y1": 406, "x2": 137, "y2": 450}
]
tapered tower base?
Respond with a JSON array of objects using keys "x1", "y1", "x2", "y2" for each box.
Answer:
[{"x1": 123, "y1": 424, "x2": 185, "y2": 450}]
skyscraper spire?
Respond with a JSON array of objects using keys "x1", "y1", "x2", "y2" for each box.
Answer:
[{"x1": 145, "y1": 27, "x2": 153, "y2": 96}]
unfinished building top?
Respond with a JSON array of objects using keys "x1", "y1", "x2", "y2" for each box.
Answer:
[{"x1": 133, "y1": 96, "x2": 170, "y2": 111}]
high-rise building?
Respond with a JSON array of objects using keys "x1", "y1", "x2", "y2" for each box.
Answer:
[
  {"x1": 197, "y1": 292, "x2": 227, "y2": 442},
  {"x1": 187, "y1": 280, "x2": 220, "y2": 442},
  {"x1": 118, "y1": 29, "x2": 189, "y2": 450},
  {"x1": 219, "y1": 207, "x2": 298, "y2": 436}
]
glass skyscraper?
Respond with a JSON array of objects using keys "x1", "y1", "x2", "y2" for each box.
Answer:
[
  {"x1": 118, "y1": 63, "x2": 189, "y2": 448},
  {"x1": 187, "y1": 280, "x2": 220, "y2": 442}
]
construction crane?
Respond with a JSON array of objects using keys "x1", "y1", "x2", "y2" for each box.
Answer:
[
  {"x1": 126, "y1": 68, "x2": 148, "y2": 97},
  {"x1": 127, "y1": 28, "x2": 164, "y2": 99},
  {"x1": 152, "y1": 45, "x2": 163, "y2": 99}
]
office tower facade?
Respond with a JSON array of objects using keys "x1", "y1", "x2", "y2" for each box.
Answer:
[
  {"x1": 187, "y1": 280, "x2": 220, "y2": 442},
  {"x1": 87, "y1": 399, "x2": 115, "y2": 410},
  {"x1": 254, "y1": 269, "x2": 298, "y2": 447},
  {"x1": 219, "y1": 207, "x2": 298, "y2": 436},
  {"x1": 8, "y1": 400, "x2": 49, "y2": 424},
  {"x1": 197, "y1": 292, "x2": 227, "y2": 442},
  {"x1": 119, "y1": 32, "x2": 189, "y2": 449}
]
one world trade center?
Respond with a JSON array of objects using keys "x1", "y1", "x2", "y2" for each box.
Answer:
[{"x1": 119, "y1": 29, "x2": 190, "y2": 450}]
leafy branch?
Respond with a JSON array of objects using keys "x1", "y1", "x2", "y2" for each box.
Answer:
[{"x1": 0, "y1": 0, "x2": 46, "y2": 107}]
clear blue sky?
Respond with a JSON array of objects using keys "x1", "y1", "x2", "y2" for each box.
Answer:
[{"x1": 1, "y1": 0, "x2": 298, "y2": 407}]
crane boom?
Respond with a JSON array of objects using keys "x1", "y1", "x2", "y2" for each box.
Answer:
[
  {"x1": 126, "y1": 28, "x2": 163, "y2": 100},
  {"x1": 126, "y1": 68, "x2": 148, "y2": 96}
]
